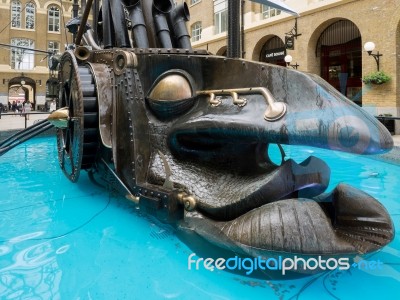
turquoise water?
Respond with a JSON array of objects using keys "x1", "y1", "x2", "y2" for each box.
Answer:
[{"x1": 0, "y1": 137, "x2": 399, "y2": 299}]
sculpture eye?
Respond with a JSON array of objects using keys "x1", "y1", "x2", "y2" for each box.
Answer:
[{"x1": 147, "y1": 70, "x2": 195, "y2": 120}]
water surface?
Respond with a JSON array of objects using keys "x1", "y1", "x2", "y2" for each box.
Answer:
[{"x1": 0, "y1": 137, "x2": 399, "y2": 299}]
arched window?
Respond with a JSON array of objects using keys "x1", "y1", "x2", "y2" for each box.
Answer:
[
  {"x1": 11, "y1": 38, "x2": 35, "y2": 70},
  {"x1": 48, "y1": 6, "x2": 60, "y2": 32},
  {"x1": 11, "y1": 1, "x2": 21, "y2": 28},
  {"x1": 26, "y1": 2, "x2": 35, "y2": 29},
  {"x1": 191, "y1": 22, "x2": 202, "y2": 42}
]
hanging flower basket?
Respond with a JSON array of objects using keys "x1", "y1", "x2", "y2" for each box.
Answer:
[{"x1": 362, "y1": 71, "x2": 391, "y2": 85}]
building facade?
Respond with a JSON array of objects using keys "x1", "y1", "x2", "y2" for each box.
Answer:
[
  {"x1": 0, "y1": 0, "x2": 75, "y2": 110},
  {"x1": 1, "y1": 0, "x2": 399, "y2": 133},
  {"x1": 185, "y1": 0, "x2": 400, "y2": 133}
]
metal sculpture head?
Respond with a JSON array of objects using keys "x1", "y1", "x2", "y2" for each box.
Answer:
[{"x1": 2, "y1": 0, "x2": 394, "y2": 274}]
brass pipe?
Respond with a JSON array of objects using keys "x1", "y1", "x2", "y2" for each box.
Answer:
[{"x1": 197, "y1": 87, "x2": 287, "y2": 121}]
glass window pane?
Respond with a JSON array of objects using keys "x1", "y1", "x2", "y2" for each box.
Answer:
[
  {"x1": 48, "y1": 6, "x2": 60, "y2": 32},
  {"x1": 26, "y1": 3, "x2": 35, "y2": 29},
  {"x1": 11, "y1": 38, "x2": 34, "y2": 70},
  {"x1": 11, "y1": 1, "x2": 21, "y2": 28}
]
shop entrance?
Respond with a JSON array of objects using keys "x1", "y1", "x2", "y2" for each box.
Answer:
[
  {"x1": 260, "y1": 36, "x2": 286, "y2": 66},
  {"x1": 317, "y1": 20, "x2": 362, "y2": 105}
]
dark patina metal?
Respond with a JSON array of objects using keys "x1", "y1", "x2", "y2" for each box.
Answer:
[{"x1": 0, "y1": 0, "x2": 395, "y2": 267}]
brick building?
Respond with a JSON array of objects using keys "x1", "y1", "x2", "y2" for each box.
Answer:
[
  {"x1": 0, "y1": 0, "x2": 74, "y2": 111},
  {"x1": 184, "y1": 0, "x2": 400, "y2": 133}
]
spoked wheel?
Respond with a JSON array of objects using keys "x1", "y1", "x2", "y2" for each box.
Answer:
[{"x1": 57, "y1": 50, "x2": 99, "y2": 182}]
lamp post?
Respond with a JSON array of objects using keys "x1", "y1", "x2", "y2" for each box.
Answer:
[
  {"x1": 227, "y1": 0, "x2": 298, "y2": 59},
  {"x1": 364, "y1": 42, "x2": 382, "y2": 71},
  {"x1": 284, "y1": 54, "x2": 299, "y2": 69}
]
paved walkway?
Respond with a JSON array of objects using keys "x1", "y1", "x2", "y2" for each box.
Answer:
[
  {"x1": 1, "y1": 111, "x2": 400, "y2": 147},
  {"x1": 0, "y1": 112, "x2": 50, "y2": 131}
]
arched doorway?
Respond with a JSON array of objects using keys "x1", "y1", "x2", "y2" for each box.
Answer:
[
  {"x1": 45, "y1": 77, "x2": 60, "y2": 111},
  {"x1": 316, "y1": 20, "x2": 362, "y2": 105},
  {"x1": 259, "y1": 36, "x2": 286, "y2": 66},
  {"x1": 7, "y1": 74, "x2": 36, "y2": 110}
]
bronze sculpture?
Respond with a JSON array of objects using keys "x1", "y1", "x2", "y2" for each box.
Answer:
[{"x1": 0, "y1": 0, "x2": 395, "y2": 265}]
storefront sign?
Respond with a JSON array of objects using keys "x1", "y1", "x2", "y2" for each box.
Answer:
[
  {"x1": 265, "y1": 47, "x2": 286, "y2": 61},
  {"x1": 285, "y1": 36, "x2": 294, "y2": 50}
]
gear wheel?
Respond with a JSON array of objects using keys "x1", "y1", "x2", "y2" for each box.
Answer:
[{"x1": 57, "y1": 50, "x2": 99, "y2": 182}]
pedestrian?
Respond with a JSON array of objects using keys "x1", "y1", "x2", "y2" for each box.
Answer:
[
  {"x1": 12, "y1": 101, "x2": 17, "y2": 116},
  {"x1": 17, "y1": 101, "x2": 23, "y2": 116},
  {"x1": 23, "y1": 100, "x2": 32, "y2": 120},
  {"x1": 50, "y1": 100, "x2": 57, "y2": 112}
]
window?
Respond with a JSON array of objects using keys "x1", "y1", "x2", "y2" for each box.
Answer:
[
  {"x1": 191, "y1": 0, "x2": 201, "y2": 4},
  {"x1": 11, "y1": 38, "x2": 35, "y2": 70},
  {"x1": 47, "y1": 41, "x2": 60, "y2": 66},
  {"x1": 262, "y1": 5, "x2": 281, "y2": 19},
  {"x1": 25, "y1": 2, "x2": 35, "y2": 29},
  {"x1": 191, "y1": 22, "x2": 202, "y2": 42},
  {"x1": 214, "y1": 0, "x2": 227, "y2": 34},
  {"x1": 48, "y1": 41, "x2": 60, "y2": 54},
  {"x1": 48, "y1": 6, "x2": 60, "y2": 32},
  {"x1": 11, "y1": 1, "x2": 21, "y2": 28}
]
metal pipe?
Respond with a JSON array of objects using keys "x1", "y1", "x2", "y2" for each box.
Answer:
[
  {"x1": 101, "y1": 0, "x2": 113, "y2": 48},
  {"x1": 83, "y1": 30, "x2": 102, "y2": 50},
  {"x1": 0, "y1": 42, "x2": 53, "y2": 54},
  {"x1": 124, "y1": 0, "x2": 149, "y2": 48},
  {"x1": 75, "y1": 0, "x2": 94, "y2": 45},
  {"x1": 152, "y1": 0, "x2": 173, "y2": 48},
  {"x1": 92, "y1": 0, "x2": 99, "y2": 44},
  {"x1": 197, "y1": 87, "x2": 287, "y2": 121},
  {"x1": 241, "y1": 0, "x2": 245, "y2": 58},
  {"x1": 227, "y1": 0, "x2": 241, "y2": 58},
  {"x1": 168, "y1": 3, "x2": 191, "y2": 49},
  {"x1": 109, "y1": 0, "x2": 131, "y2": 47}
]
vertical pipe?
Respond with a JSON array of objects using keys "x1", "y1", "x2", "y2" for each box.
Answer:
[
  {"x1": 92, "y1": 0, "x2": 99, "y2": 44},
  {"x1": 72, "y1": 0, "x2": 80, "y2": 42},
  {"x1": 153, "y1": 0, "x2": 173, "y2": 48},
  {"x1": 241, "y1": 0, "x2": 245, "y2": 58},
  {"x1": 102, "y1": 0, "x2": 114, "y2": 48},
  {"x1": 72, "y1": 0, "x2": 79, "y2": 18},
  {"x1": 124, "y1": 0, "x2": 149, "y2": 48},
  {"x1": 139, "y1": 0, "x2": 157, "y2": 48},
  {"x1": 109, "y1": 0, "x2": 131, "y2": 47},
  {"x1": 227, "y1": 0, "x2": 240, "y2": 58},
  {"x1": 168, "y1": 3, "x2": 192, "y2": 50}
]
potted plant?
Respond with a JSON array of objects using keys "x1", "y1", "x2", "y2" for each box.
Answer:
[{"x1": 362, "y1": 71, "x2": 391, "y2": 85}]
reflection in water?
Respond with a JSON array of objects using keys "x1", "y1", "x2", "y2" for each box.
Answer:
[{"x1": 0, "y1": 239, "x2": 65, "y2": 299}]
